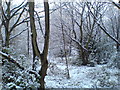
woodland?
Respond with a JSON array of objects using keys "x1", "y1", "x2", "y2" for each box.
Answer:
[{"x1": 0, "y1": 0, "x2": 120, "y2": 89}]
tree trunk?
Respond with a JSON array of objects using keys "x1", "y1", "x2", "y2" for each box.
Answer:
[
  {"x1": 116, "y1": 13, "x2": 120, "y2": 52},
  {"x1": 4, "y1": 2, "x2": 10, "y2": 47},
  {"x1": 60, "y1": 2, "x2": 70, "y2": 79},
  {"x1": 78, "y1": 46, "x2": 89, "y2": 65},
  {"x1": 81, "y1": 50, "x2": 89, "y2": 65},
  {"x1": 27, "y1": 22, "x2": 30, "y2": 55},
  {"x1": 39, "y1": 54, "x2": 48, "y2": 89},
  {"x1": 38, "y1": 1, "x2": 49, "y2": 89},
  {"x1": 5, "y1": 31, "x2": 10, "y2": 48},
  {"x1": 29, "y1": 1, "x2": 50, "y2": 89},
  {"x1": 28, "y1": 1, "x2": 41, "y2": 70}
]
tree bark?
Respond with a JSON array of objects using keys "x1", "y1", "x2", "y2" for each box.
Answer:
[
  {"x1": 38, "y1": 1, "x2": 49, "y2": 89},
  {"x1": 116, "y1": 13, "x2": 120, "y2": 52},
  {"x1": 28, "y1": 1, "x2": 41, "y2": 70},
  {"x1": 5, "y1": 31, "x2": 10, "y2": 48},
  {"x1": 28, "y1": 1, "x2": 50, "y2": 89}
]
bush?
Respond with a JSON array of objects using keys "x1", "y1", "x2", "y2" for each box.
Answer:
[{"x1": 2, "y1": 59, "x2": 40, "y2": 89}]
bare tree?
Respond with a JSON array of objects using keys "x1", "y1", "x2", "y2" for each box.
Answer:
[
  {"x1": 86, "y1": 2, "x2": 120, "y2": 46},
  {"x1": 60, "y1": 2, "x2": 70, "y2": 79},
  {"x1": 39, "y1": 0, "x2": 50, "y2": 89},
  {"x1": 28, "y1": 0, "x2": 50, "y2": 89},
  {"x1": 1, "y1": 1, "x2": 27, "y2": 47},
  {"x1": 62, "y1": 2, "x2": 101, "y2": 65}
]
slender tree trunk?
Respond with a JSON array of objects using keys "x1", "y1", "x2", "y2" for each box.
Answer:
[
  {"x1": 116, "y1": 13, "x2": 120, "y2": 52},
  {"x1": 60, "y1": 2, "x2": 70, "y2": 79},
  {"x1": 69, "y1": 3, "x2": 74, "y2": 56},
  {"x1": 28, "y1": 1, "x2": 41, "y2": 70},
  {"x1": 27, "y1": 22, "x2": 30, "y2": 55},
  {"x1": 0, "y1": 29, "x2": 2, "y2": 50},
  {"x1": 61, "y1": 24, "x2": 70, "y2": 79},
  {"x1": 0, "y1": 10, "x2": 2, "y2": 51},
  {"x1": 0, "y1": 1, "x2": 3, "y2": 57}
]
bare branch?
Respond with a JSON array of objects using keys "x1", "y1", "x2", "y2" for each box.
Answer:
[
  {"x1": 1, "y1": 6, "x2": 8, "y2": 21},
  {"x1": 10, "y1": 3, "x2": 27, "y2": 20},
  {"x1": 10, "y1": 0, "x2": 26, "y2": 13},
  {"x1": 112, "y1": 1, "x2": 120, "y2": 9},
  {"x1": 86, "y1": 2, "x2": 120, "y2": 45},
  {"x1": 9, "y1": 28, "x2": 28, "y2": 40},
  {"x1": 67, "y1": 33, "x2": 88, "y2": 52},
  {"x1": 62, "y1": 23, "x2": 88, "y2": 52},
  {"x1": 10, "y1": 7, "x2": 26, "y2": 32},
  {"x1": 34, "y1": 10, "x2": 44, "y2": 37}
]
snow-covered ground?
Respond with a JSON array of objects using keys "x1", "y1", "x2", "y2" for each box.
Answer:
[{"x1": 45, "y1": 58, "x2": 119, "y2": 88}]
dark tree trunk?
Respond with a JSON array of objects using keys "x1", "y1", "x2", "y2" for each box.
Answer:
[
  {"x1": 38, "y1": 1, "x2": 49, "y2": 89},
  {"x1": 5, "y1": 31, "x2": 10, "y2": 48},
  {"x1": 29, "y1": 1, "x2": 50, "y2": 89},
  {"x1": 116, "y1": 14, "x2": 120, "y2": 52},
  {"x1": 39, "y1": 54, "x2": 48, "y2": 89},
  {"x1": 28, "y1": 1, "x2": 41, "y2": 70},
  {"x1": 81, "y1": 50, "x2": 89, "y2": 65}
]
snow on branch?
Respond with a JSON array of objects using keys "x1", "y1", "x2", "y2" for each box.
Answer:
[
  {"x1": 68, "y1": 35, "x2": 88, "y2": 52},
  {"x1": 97, "y1": 23, "x2": 120, "y2": 45},
  {"x1": 63, "y1": 27, "x2": 88, "y2": 52},
  {"x1": 0, "y1": 51, "x2": 40, "y2": 78},
  {"x1": 0, "y1": 51, "x2": 24, "y2": 70},
  {"x1": 86, "y1": 3, "x2": 120, "y2": 45}
]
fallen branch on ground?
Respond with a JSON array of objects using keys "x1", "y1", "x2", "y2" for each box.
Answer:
[{"x1": 0, "y1": 51, "x2": 40, "y2": 78}]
